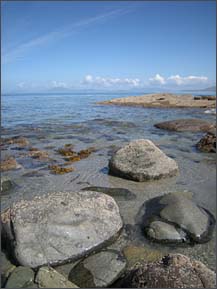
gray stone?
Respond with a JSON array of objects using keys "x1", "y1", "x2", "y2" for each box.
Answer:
[
  {"x1": 35, "y1": 267, "x2": 78, "y2": 288},
  {"x1": 120, "y1": 254, "x2": 216, "y2": 288},
  {"x1": 3, "y1": 191, "x2": 123, "y2": 268},
  {"x1": 159, "y1": 193, "x2": 209, "y2": 241},
  {"x1": 5, "y1": 266, "x2": 35, "y2": 288},
  {"x1": 54, "y1": 260, "x2": 80, "y2": 279},
  {"x1": 147, "y1": 221, "x2": 183, "y2": 242},
  {"x1": 1, "y1": 177, "x2": 14, "y2": 194},
  {"x1": 154, "y1": 118, "x2": 215, "y2": 132},
  {"x1": 109, "y1": 139, "x2": 178, "y2": 182},
  {"x1": 69, "y1": 250, "x2": 127, "y2": 287},
  {"x1": 1, "y1": 251, "x2": 16, "y2": 286}
]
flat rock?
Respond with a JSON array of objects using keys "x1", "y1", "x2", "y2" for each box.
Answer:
[
  {"x1": 109, "y1": 139, "x2": 178, "y2": 182},
  {"x1": 147, "y1": 220, "x2": 183, "y2": 242},
  {"x1": 196, "y1": 132, "x2": 216, "y2": 153},
  {"x1": 69, "y1": 250, "x2": 126, "y2": 287},
  {"x1": 119, "y1": 254, "x2": 216, "y2": 288},
  {"x1": 2, "y1": 191, "x2": 123, "y2": 268},
  {"x1": 154, "y1": 118, "x2": 215, "y2": 132},
  {"x1": 35, "y1": 267, "x2": 78, "y2": 288},
  {"x1": 5, "y1": 266, "x2": 35, "y2": 288}
]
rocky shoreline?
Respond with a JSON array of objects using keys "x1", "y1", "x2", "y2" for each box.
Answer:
[
  {"x1": 1, "y1": 115, "x2": 216, "y2": 288},
  {"x1": 97, "y1": 93, "x2": 216, "y2": 109}
]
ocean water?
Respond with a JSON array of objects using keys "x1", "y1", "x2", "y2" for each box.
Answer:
[{"x1": 1, "y1": 91, "x2": 216, "y2": 270}]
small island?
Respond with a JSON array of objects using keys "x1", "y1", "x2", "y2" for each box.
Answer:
[{"x1": 97, "y1": 93, "x2": 216, "y2": 109}]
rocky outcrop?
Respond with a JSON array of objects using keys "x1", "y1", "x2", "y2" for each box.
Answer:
[
  {"x1": 196, "y1": 131, "x2": 216, "y2": 153},
  {"x1": 154, "y1": 118, "x2": 215, "y2": 132},
  {"x1": 109, "y1": 139, "x2": 178, "y2": 182},
  {"x1": 69, "y1": 250, "x2": 126, "y2": 287},
  {"x1": 1, "y1": 191, "x2": 123, "y2": 268},
  {"x1": 143, "y1": 192, "x2": 215, "y2": 244},
  {"x1": 118, "y1": 254, "x2": 216, "y2": 288},
  {"x1": 97, "y1": 93, "x2": 216, "y2": 108}
]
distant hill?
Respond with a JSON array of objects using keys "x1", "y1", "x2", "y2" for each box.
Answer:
[{"x1": 203, "y1": 86, "x2": 216, "y2": 91}]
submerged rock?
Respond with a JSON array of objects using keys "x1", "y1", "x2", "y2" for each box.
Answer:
[
  {"x1": 2, "y1": 191, "x2": 123, "y2": 268},
  {"x1": 109, "y1": 139, "x2": 178, "y2": 182},
  {"x1": 154, "y1": 118, "x2": 215, "y2": 132},
  {"x1": 144, "y1": 192, "x2": 215, "y2": 244},
  {"x1": 196, "y1": 131, "x2": 216, "y2": 153},
  {"x1": 1, "y1": 177, "x2": 15, "y2": 194},
  {"x1": 5, "y1": 266, "x2": 35, "y2": 288},
  {"x1": 69, "y1": 250, "x2": 126, "y2": 288},
  {"x1": 48, "y1": 164, "x2": 75, "y2": 174},
  {"x1": 35, "y1": 267, "x2": 78, "y2": 288},
  {"x1": 82, "y1": 186, "x2": 136, "y2": 200},
  {"x1": 119, "y1": 254, "x2": 216, "y2": 288},
  {"x1": 0, "y1": 157, "x2": 21, "y2": 172},
  {"x1": 1, "y1": 136, "x2": 30, "y2": 147}
]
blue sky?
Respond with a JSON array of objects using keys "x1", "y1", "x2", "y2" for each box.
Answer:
[{"x1": 1, "y1": 0, "x2": 216, "y2": 92}]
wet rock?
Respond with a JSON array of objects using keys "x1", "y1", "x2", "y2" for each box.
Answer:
[
  {"x1": 196, "y1": 132, "x2": 216, "y2": 153},
  {"x1": 0, "y1": 157, "x2": 21, "y2": 172},
  {"x1": 2, "y1": 191, "x2": 123, "y2": 268},
  {"x1": 119, "y1": 254, "x2": 216, "y2": 288},
  {"x1": 144, "y1": 192, "x2": 215, "y2": 244},
  {"x1": 54, "y1": 260, "x2": 80, "y2": 279},
  {"x1": 147, "y1": 221, "x2": 183, "y2": 242},
  {"x1": 1, "y1": 177, "x2": 14, "y2": 194},
  {"x1": 35, "y1": 267, "x2": 78, "y2": 288},
  {"x1": 1, "y1": 251, "x2": 16, "y2": 286},
  {"x1": 82, "y1": 186, "x2": 136, "y2": 200},
  {"x1": 69, "y1": 250, "x2": 126, "y2": 287},
  {"x1": 5, "y1": 266, "x2": 35, "y2": 288},
  {"x1": 122, "y1": 246, "x2": 163, "y2": 268},
  {"x1": 109, "y1": 139, "x2": 178, "y2": 182},
  {"x1": 154, "y1": 118, "x2": 215, "y2": 132}
]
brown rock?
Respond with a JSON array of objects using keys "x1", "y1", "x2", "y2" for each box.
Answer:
[
  {"x1": 0, "y1": 157, "x2": 21, "y2": 172},
  {"x1": 196, "y1": 132, "x2": 216, "y2": 153},
  {"x1": 120, "y1": 254, "x2": 216, "y2": 288},
  {"x1": 155, "y1": 119, "x2": 214, "y2": 132}
]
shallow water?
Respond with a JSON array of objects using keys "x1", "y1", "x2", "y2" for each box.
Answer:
[{"x1": 1, "y1": 91, "x2": 216, "y2": 270}]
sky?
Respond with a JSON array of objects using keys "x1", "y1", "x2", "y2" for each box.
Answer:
[{"x1": 1, "y1": 0, "x2": 216, "y2": 92}]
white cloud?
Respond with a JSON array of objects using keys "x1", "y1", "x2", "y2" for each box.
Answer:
[
  {"x1": 167, "y1": 75, "x2": 208, "y2": 85},
  {"x1": 82, "y1": 75, "x2": 141, "y2": 88},
  {"x1": 149, "y1": 74, "x2": 166, "y2": 85},
  {"x1": 17, "y1": 82, "x2": 25, "y2": 88},
  {"x1": 51, "y1": 81, "x2": 68, "y2": 89}
]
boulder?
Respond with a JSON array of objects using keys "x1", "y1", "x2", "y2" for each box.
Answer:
[
  {"x1": 196, "y1": 132, "x2": 216, "y2": 153},
  {"x1": 35, "y1": 267, "x2": 78, "y2": 288},
  {"x1": 109, "y1": 139, "x2": 178, "y2": 182},
  {"x1": 69, "y1": 250, "x2": 126, "y2": 287},
  {"x1": 2, "y1": 191, "x2": 123, "y2": 268},
  {"x1": 1, "y1": 177, "x2": 15, "y2": 194},
  {"x1": 144, "y1": 192, "x2": 215, "y2": 244},
  {"x1": 5, "y1": 266, "x2": 35, "y2": 288},
  {"x1": 154, "y1": 118, "x2": 215, "y2": 132},
  {"x1": 119, "y1": 254, "x2": 216, "y2": 288}
]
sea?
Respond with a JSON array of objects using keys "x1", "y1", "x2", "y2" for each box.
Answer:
[{"x1": 1, "y1": 90, "x2": 216, "y2": 270}]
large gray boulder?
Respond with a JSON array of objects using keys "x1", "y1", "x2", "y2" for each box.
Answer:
[
  {"x1": 109, "y1": 139, "x2": 178, "y2": 181},
  {"x1": 2, "y1": 191, "x2": 123, "y2": 268},
  {"x1": 154, "y1": 118, "x2": 215, "y2": 132}
]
